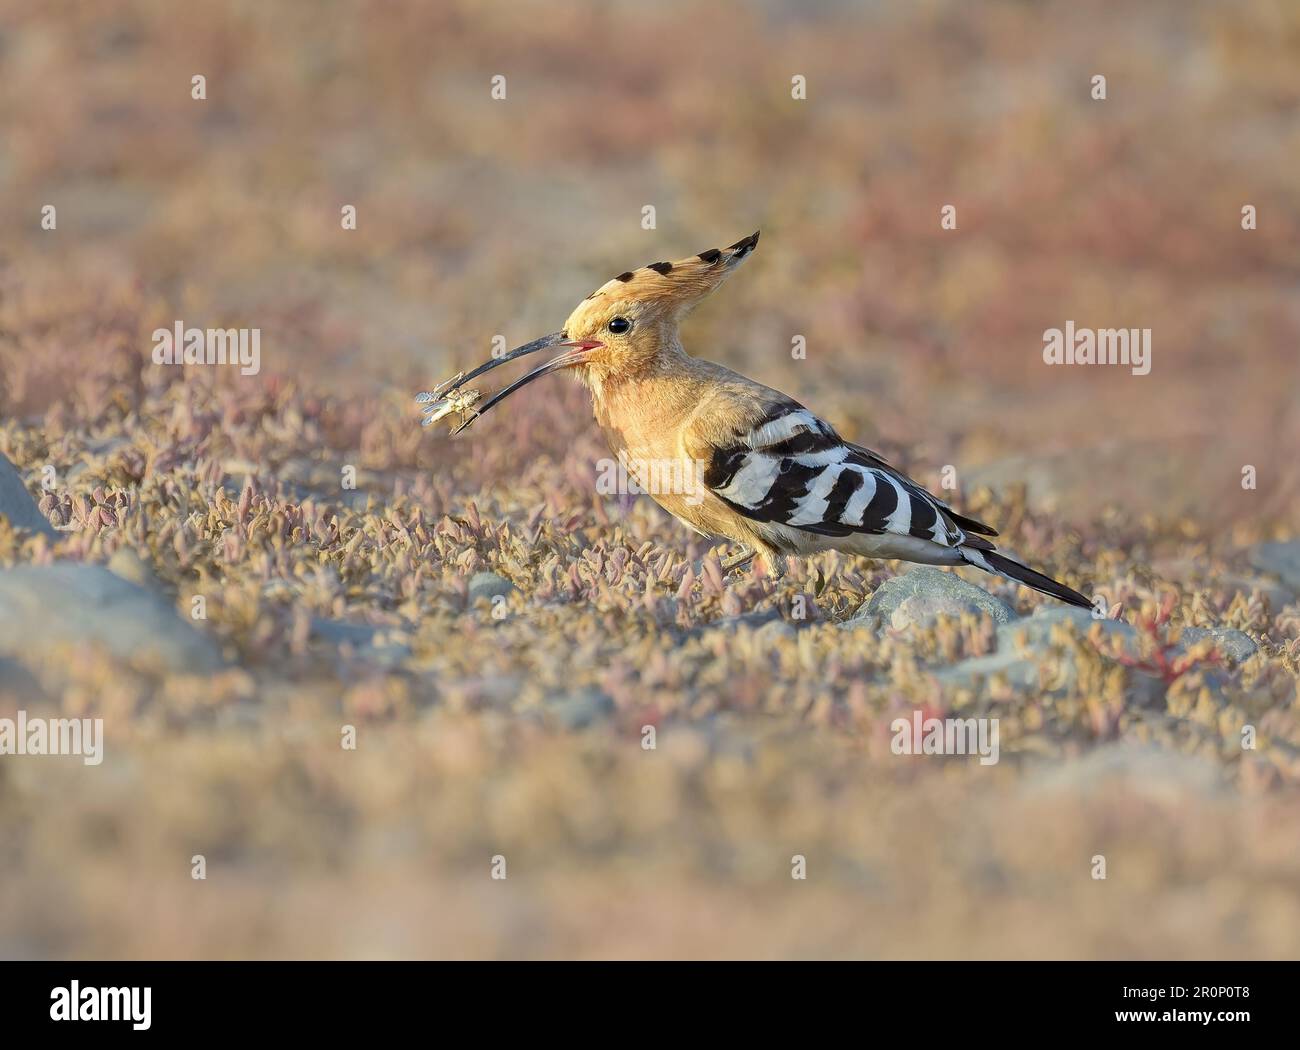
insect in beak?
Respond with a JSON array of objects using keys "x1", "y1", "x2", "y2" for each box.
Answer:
[
  {"x1": 416, "y1": 375, "x2": 480, "y2": 428},
  {"x1": 416, "y1": 332, "x2": 603, "y2": 435}
]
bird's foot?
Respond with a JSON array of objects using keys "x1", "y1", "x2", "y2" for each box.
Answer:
[
  {"x1": 754, "y1": 550, "x2": 787, "y2": 581},
  {"x1": 689, "y1": 545, "x2": 760, "y2": 584},
  {"x1": 720, "y1": 545, "x2": 757, "y2": 573}
]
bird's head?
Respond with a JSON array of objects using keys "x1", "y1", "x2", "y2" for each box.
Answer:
[
  {"x1": 561, "y1": 230, "x2": 760, "y2": 381},
  {"x1": 439, "y1": 232, "x2": 759, "y2": 429}
]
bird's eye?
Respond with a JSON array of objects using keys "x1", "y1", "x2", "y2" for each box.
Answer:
[{"x1": 607, "y1": 317, "x2": 632, "y2": 334}]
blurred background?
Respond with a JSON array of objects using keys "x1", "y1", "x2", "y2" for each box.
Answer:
[
  {"x1": 0, "y1": 0, "x2": 1298, "y2": 959},
  {"x1": 3, "y1": 0, "x2": 1298, "y2": 517}
]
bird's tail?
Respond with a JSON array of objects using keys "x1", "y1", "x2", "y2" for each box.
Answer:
[{"x1": 959, "y1": 545, "x2": 1092, "y2": 609}]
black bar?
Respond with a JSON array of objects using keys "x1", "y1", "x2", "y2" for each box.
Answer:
[{"x1": 0, "y1": 961, "x2": 1293, "y2": 1037}]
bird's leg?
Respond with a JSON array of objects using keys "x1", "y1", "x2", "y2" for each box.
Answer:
[{"x1": 754, "y1": 549, "x2": 787, "y2": 581}]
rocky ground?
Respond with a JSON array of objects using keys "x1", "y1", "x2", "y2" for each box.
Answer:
[
  {"x1": 1, "y1": 0, "x2": 1298, "y2": 958},
  {"x1": 0, "y1": 366, "x2": 1298, "y2": 958}
]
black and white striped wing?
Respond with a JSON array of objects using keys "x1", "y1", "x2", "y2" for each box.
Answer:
[{"x1": 703, "y1": 406, "x2": 994, "y2": 549}]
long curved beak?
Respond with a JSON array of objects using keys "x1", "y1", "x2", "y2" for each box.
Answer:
[
  {"x1": 444, "y1": 332, "x2": 603, "y2": 434},
  {"x1": 442, "y1": 332, "x2": 596, "y2": 395}
]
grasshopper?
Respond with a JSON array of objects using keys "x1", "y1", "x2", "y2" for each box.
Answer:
[{"x1": 416, "y1": 372, "x2": 482, "y2": 432}]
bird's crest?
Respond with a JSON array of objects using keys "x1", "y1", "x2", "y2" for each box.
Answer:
[{"x1": 580, "y1": 231, "x2": 760, "y2": 315}]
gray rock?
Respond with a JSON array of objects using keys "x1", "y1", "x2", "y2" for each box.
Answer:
[
  {"x1": 0, "y1": 655, "x2": 48, "y2": 701},
  {"x1": 106, "y1": 547, "x2": 161, "y2": 589},
  {"x1": 1177, "y1": 626, "x2": 1258, "y2": 663},
  {"x1": 310, "y1": 617, "x2": 411, "y2": 668},
  {"x1": 933, "y1": 650, "x2": 1045, "y2": 690},
  {"x1": 1218, "y1": 573, "x2": 1293, "y2": 611},
  {"x1": 933, "y1": 642, "x2": 1165, "y2": 705},
  {"x1": 713, "y1": 610, "x2": 779, "y2": 629},
  {"x1": 935, "y1": 607, "x2": 1236, "y2": 703},
  {"x1": 1000, "y1": 608, "x2": 1257, "y2": 664},
  {"x1": 847, "y1": 566, "x2": 1017, "y2": 630},
  {"x1": 547, "y1": 688, "x2": 614, "y2": 730},
  {"x1": 1248, "y1": 541, "x2": 1300, "y2": 593},
  {"x1": 998, "y1": 605, "x2": 1138, "y2": 655},
  {"x1": 467, "y1": 571, "x2": 516, "y2": 604},
  {"x1": 712, "y1": 610, "x2": 797, "y2": 641},
  {"x1": 754, "y1": 619, "x2": 798, "y2": 644},
  {"x1": 0, "y1": 454, "x2": 58, "y2": 539},
  {"x1": 937, "y1": 607, "x2": 1130, "y2": 695},
  {"x1": 0, "y1": 564, "x2": 222, "y2": 673}
]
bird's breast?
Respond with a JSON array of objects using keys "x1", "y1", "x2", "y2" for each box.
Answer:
[{"x1": 591, "y1": 394, "x2": 703, "y2": 518}]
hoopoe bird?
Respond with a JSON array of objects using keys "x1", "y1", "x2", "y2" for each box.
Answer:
[{"x1": 427, "y1": 232, "x2": 1092, "y2": 608}]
